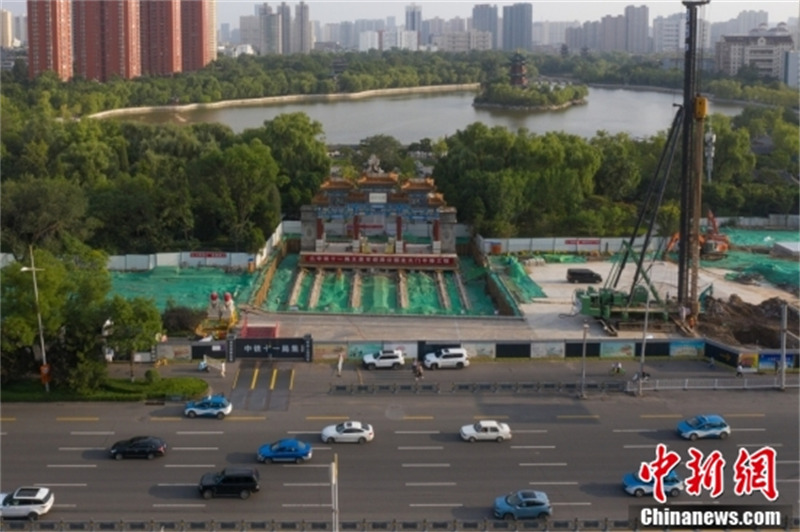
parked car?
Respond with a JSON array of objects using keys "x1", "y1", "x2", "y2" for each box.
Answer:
[
  {"x1": 493, "y1": 489, "x2": 551, "y2": 520},
  {"x1": 459, "y1": 420, "x2": 512, "y2": 442},
  {"x1": 184, "y1": 394, "x2": 233, "y2": 419},
  {"x1": 109, "y1": 436, "x2": 167, "y2": 460},
  {"x1": 257, "y1": 438, "x2": 313, "y2": 463},
  {"x1": 0, "y1": 487, "x2": 55, "y2": 521},
  {"x1": 423, "y1": 347, "x2": 470, "y2": 369},
  {"x1": 623, "y1": 470, "x2": 684, "y2": 498},
  {"x1": 198, "y1": 467, "x2": 260, "y2": 499},
  {"x1": 362, "y1": 349, "x2": 405, "y2": 370},
  {"x1": 320, "y1": 421, "x2": 374, "y2": 444},
  {"x1": 677, "y1": 414, "x2": 731, "y2": 441},
  {"x1": 566, "y1": 268, "x2": 603, "y2": 284}
]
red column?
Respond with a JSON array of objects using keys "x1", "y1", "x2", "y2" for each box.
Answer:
[
  {"x1": 396, "y1": 216, "x2": 403, "y2": 240},
  {"x1": 433, "y1": 220, "x2": 440, "y2": 241},
  {"x1": 316, "y1": 218, "x2": 323, "y2": 239}
]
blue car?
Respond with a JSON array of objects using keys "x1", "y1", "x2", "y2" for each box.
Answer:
[
  {"x1": 677, "y1": 414, "x2": 731, "y2": 441},
  {"x1": 493, "y1": 490, "x2": 551, "y2": 520},
  {"x1": 184, "y1": 394, "x2": 233, "y2": 419},
  {"x1": 623, "y1": 470, "x2": 684, "y2": 498},
  {"x1": 257, "y1": 438, "x2": 313, "y2": 463}
]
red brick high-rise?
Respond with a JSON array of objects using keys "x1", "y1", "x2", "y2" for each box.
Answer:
[
  {"x1": 140, "y1": 0, "x2": 182, "y2": 76},
  {"x1": 73, "y1": 0, "x2": 141, "y2": 81},
  {"x1": 27, "y1": 0, "x2": 72, "y2": 80},
  {"x1": 181, "y1": 0, "x2": 215, "y2": 72}
]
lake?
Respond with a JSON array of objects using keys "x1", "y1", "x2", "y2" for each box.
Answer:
[{"x1": 115, "y1": 87, "x2": 747, "y2": 145}]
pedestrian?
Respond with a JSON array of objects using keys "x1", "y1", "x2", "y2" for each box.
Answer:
[
  {"x1": 337, "y1": 352, "x2": 344, "y2": 377},
  {"x1": 736, "y1": 363, "x2": 743, "y2": 377},
  {"x1": 415, "y1": 364, "x2": 424, "y2": 381},
  {"x1": 220, "y1": 361, "x2": 226, "y2": 378}
]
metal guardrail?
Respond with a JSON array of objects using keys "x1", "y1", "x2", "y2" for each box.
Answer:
[
  {"x1": 624, "y1": 377, "x2": 800, "y2": 394},
  {"x1": 328, "y1": 381, "x2": 633, "y2": 394},
  {"x1": 1, "y1": 517, "x2": 798, "y2": 532}
]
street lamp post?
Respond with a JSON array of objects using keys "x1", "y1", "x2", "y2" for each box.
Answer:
[
  {"x1": 638, "y1": 293, "x2": 651, "y2": 397},
  {"x1": 580, "y1": 321, "x2": 589, "y2": 399},
  {"x1": 21, "y1": 247, "x2": 49, "y2": 393}
]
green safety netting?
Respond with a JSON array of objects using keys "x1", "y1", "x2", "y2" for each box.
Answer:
[
  {"x1": 110, "y1": 267, "x2": 258, "y2": 312},
  {"x1": 722, "y1": 228, "x2": 799, "y2": 247},
  {"x1": 490, "y1": 256, "x2": 547, "y2": 301}
]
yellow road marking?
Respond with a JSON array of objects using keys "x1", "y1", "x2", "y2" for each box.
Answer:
[
  {"x1": 250, "y1": 366, "x2": 259, "y2": 390},
  {"x1": 474, "y1": 414, "x2": 510, "y2": 420},
  {"x1": 306, "y1": 416, "x2": 349, "y2": 421},
  {"x1": 56, "y1": 417, "x2": 98, "y2": 422},
  {"x1": 288, "y1": 369, "x2": 295, "y2": 391},
  {"x1": 150, "y1": 417, "x2": 183, "y2": 421},
  {"x1": 0, "y1": 417, "x2": 16, "y2": 422},
  {"x1": 640, "y1": 414, "x2": 683, "y2": 419},
  {"x1": 557, "y1": 415, "x2": 599, "y2": 419},
  {"x1": 228, "y1": 416, "x2": 267, "y2": 421},
  {"x1": 404, "y1": 416, "x2": 434, "y2": 420},
  {"x1": 270, "y1": 368, "x2": 278, "y2": 390},
  {"x1": 232, "y1": 367, "x2": 241, "y2": 389}
]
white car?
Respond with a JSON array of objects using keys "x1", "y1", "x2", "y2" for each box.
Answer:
[
  {"x1": 321, "y1": 421, "x2": 375, "y2": 444},
  {"x1": 183, "y1": 394, "x2": 233, "y2": 419},
  {"x1": 460, "y1": 420, "x2": 512, "y2": 442},
  {"x1": 362, "y1": 349, "x2": 405, "y2": 370},
  {"x1": 0, "y1": 487, "x2": 54, "y2": 521},
  {"x1": 424, "y1": 347, "x2": 470, "y2": 369}
]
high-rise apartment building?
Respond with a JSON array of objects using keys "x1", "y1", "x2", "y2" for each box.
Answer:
[
  {"x1": 140, "y1": 0, "x2": 181, "y2": 76},
  {"x1": 625, "y1": 5, "x2": 649, "y2": 53},
  {"x1": 73, "y1": 0, "x2": 141, "y2": 81},
  {"x1": 502, "y1": 3, "x2": 532, "y2": 51},
  {"x1": 277, "y1": 2, "x2": 292, "y2": 54},
  {"x1": 405, "y1": 3, "x2": 421, "y2": 45},
  {"x1": 472, "y1": 4, "x2": 499, "y2": 50},
  {"x1": 294, "y1": 1, "x2": 312, "y2": 54},
  {"x1": 27, "y1": 0, "x2": 72, "y2": 80},
  {"x1": 1, "y1": 9, "x2": 13, "y2": 48},
  {"x1": 181, "y1": 0, "x2": 215, "y2": 71},
  {"x1": 14, "y1": 15, "x2": 27, "y2": 46}
]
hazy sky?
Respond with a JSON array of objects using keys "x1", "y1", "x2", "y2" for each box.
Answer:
[{"x1": 2, "y1": 0, "x2": 798, "y2": 28}]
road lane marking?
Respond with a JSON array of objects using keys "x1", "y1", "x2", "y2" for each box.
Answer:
[
  {"x1": 410, "y1": 503, "x2": 462, "y2": 507},
  {"x1": 283, "y1": 503, "x2": 332, "y2": 508},
  {"x1": 58, "y1": 447, "x2": 104, "y2": 451},
  {"x1": 284, "y1": 483, "x2": 330, "y2": 487},
  {"x1": 777, "y1": 460, "x2": 800, "y2": 464},
  {"x1": 44, "y1": 483, "x2": 87, "y2": 487},
  {"x1": 512, "y1": 445, "x2": 555, "y2": 449},
  {"x1": 552, "y1": 502, "x2": 592, "y2": 506},
  {"x1": 395, "y1": 430, "x2": 440, "y2": 434},
  {"x1": 157, "y1": 483, "x2": 196, "y2": 487},
  {"x1": 640, "y1": 414, "x2": 682, "y2": 419},
  {"x1": 57, "y1": 417, "x2": 99, "y2": 422},
  {"x1": 732, "y1": 428, "x2": 766, "y2": 432},
  {"x1": 406, "y1": 482, "x2": 457, "y2": 486},
  {"x1": 154, "y1": 504, "x2": 206, "y2": 508},
  {"x1": 53, "y1": 504, "x2": 77, "y2": 508},
  {"x1": 398, "y1": 446, "x2": 443, "y2": 450},
  {"x1": 613, "y1": 429, "x2": 658, "y2": 433},
  {"x1": 228, "y1": 416, "x2": 267, "y2": 421},
  {"x1": 724, "y1": 413, "x2": 765, "y2": 418},
  {"x1": 269, "y1": 368, "x2": 278, "y2": 390},
  {"x1": 624, "y1": 445, "x2": 659, "y2": 448},
  {"x1": 177, "y1": 431, "x2": 223, "y2": 435},
  {"x1": 519, "y1": 462, "x2": 567, "y2": 466},
  {"x1": 151, "y1": 417, "x2": 183, "y2": 421},
  {"x1": 164, "y1": 464, "x2": 215, "y2": 468},
  {"x1": 306, "y1": 416, "x2": 348, "y2": 420},
  {"x1": 71, "y1": 431, "x2": 113, "y2": 435},
  {"x1": 283, "y1": 464, "x2": 329, "y2": 468},
  {"x1": 403, "y1": 416, "x2": 434, "y2": 420},
  {"x1": 402, "y1": 463, "x2": 450, "y2": 467},
  {"x1": 289, "y1": 369, "x2": 295, "y2": 390},
  {"x1": 47, "y1": 464, "x2": 97, "y2": 468},
  {"x1": 474, "y1": 415, "x2": 509, "y2": 419},
  {"x1": 557, "y1": 415, "x2": 599, "y2": 419},
  {"x1": 737, "y1": 443, "x2": 782, "y2": 447},
  {"x1": 529, "y1": 481, "x2": 578, "y2": 485},
  {"x1": 173, "y1": 447, "x2": 219, "y2": 451},
  {"x1": 514, "y1": 429, "x2": 548, "y2": 433},
  {"x1": 0, "y1": 417, "x2": 16, "y2": 422}
]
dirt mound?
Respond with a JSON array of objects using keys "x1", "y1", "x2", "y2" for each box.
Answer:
[{"x1": 698, "y1": 295, "x2": 799, "y2": 349}]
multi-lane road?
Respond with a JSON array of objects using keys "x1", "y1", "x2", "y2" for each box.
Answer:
[{"x1": 1, "y1": 360, "x2": 797, "y2": 524}]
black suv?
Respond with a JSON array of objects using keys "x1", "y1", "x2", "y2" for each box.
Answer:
[{"x1": 198, "y1": 468, "x2": 260, "y2": 499}]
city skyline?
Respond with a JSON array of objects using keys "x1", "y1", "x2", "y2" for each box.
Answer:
[{"x1": 3, "y1": 1, "x2": 799, "y2": 29}]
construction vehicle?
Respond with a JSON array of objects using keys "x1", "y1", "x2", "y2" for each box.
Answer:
[{"x1": 664, "y1": 209, "x2": 729, "y2": 260}]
